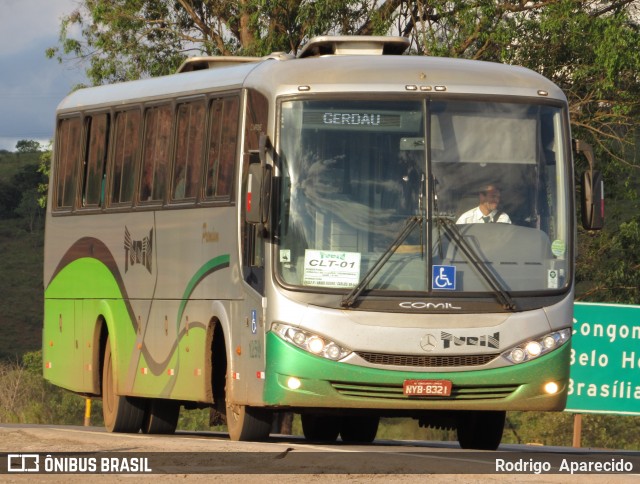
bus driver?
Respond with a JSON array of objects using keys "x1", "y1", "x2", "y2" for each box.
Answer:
[{"x1": 456, "y1": 184, "x2": 512, "y2": 224}]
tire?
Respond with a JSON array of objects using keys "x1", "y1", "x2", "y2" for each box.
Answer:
[
  {"x1": 102, "y1": 336, "x2": 145, "y2": 433},
  {"x1": 226, "y1": 402, "x2": 272, "y2": 441},
  {"x1": 142, "y1": 399, "x2": 180, "y2": 434},
  {"x1": 456, "y1": 410, "x2": 505, "y2": 450},
  {"x1": 340, "y1": 415, "x2": 379, "y2": 443},
  {"x1": 301, "y1": 414, "x2": 340, "y2": 442}
]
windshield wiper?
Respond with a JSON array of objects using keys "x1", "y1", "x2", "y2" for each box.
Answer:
[
  {"x1": 436, "y1": 216, "x2": 516, "y2": 310},
  {"x1": 341, "y1": 215, "x2": 422, "y2": 308}
]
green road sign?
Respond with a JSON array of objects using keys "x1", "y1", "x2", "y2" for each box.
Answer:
[{"x1": 566, "y1": 302, "x2": 640, "y2": 415}]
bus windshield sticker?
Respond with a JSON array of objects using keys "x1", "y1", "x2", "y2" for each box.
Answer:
[
  {"x1": 432, "y1": 265, "x2": 456, "y2": 290},
  {"x1": 548, "y1": 269, "x2": 559, "y2": 289},
  {"x1": 303, "y1": 250, "x2": 361, "y2": 288},
  {"x1": 551, "y1": 239, "x2": 566, "y2": 257}
]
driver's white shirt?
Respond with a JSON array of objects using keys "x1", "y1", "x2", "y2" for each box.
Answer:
[{"x1": 456, "y1": 207, "x2": 511, "y2": 224}]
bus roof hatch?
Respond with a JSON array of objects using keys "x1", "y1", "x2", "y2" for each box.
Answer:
[
  {"x1": 177, "y1": 52, "x2": 295, "y2": 73},
  {"x1": 297, "y1": 36, "x2": 409, "y2": 58},
  {"x1": 177, "y1": 56, "x2": 260, "y2": 73}
]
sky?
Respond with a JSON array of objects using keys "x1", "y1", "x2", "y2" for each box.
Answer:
[{"x1": 0, "y1": 0, "x2": 88, "y2": 151}]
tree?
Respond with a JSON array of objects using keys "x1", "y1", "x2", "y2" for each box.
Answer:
[
  {"x1": 47, "y1": 0, "x2": 397, "y2": 84},
  {"x1": 15, "y1": 140, "x2": 42, "y2": 154},
  {"x1": 0, "y1": 162, "x2": 49, "y2": 223},
  {"x1": 37, "y1": 148, "x2": 52, "y2": 209},
  {"x1": 0, "y1": 180, "x2": 20, "y2": 219},
  {"x1": 16, "y1": 188, "x2": 43, "y2": 233}
]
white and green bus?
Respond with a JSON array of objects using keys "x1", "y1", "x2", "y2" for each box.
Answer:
[{"x1": 43, "y1": 36, "x2": 603, "y2": 450}]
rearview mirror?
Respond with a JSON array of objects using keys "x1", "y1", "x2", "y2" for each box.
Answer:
[
  {"x1": 246, "y1": 163, "x2": 272, "y2": 225},
  {"x1": 581, "y1": 170, "x2": 604, "y2": 230},
  {"x1": 574, "y1": 139, "x2": 604, "y2": 231}
]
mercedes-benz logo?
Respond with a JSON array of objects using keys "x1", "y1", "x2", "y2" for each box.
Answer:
[{"x1": 420, "y1": 333, "x2": 438, "y2": 352}]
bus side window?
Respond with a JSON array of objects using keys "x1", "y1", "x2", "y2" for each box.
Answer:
[
  {"x1": 140, "y1": 105, "x2": 173, "y2": 204},
  {"x1": 55, "y1": 117, "x2": 83, "y2": 210},
  {"x1": 205, "y1": 96, "x2": 239, "y2": 200},
  {"x1": 110, "y1": 110, "x2": 140, "y2": 206},
  {"x1": 82, "y1": 113, "x2": 110, "y2": 208},
  {"x1": 173, "y1": 100, "x2": 205, "y2": 201}
]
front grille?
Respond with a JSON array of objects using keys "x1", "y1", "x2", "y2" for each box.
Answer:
[
  {"x1": 356, "y1": 351, "x2": 498, "y2": 368},
  {"x1": 330, "y1": 381, "x2": 518, "y2": 401}
]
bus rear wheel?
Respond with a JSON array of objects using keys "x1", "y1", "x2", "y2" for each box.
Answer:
[
  {"x1": 301, "y1": 414, "x2": 340, "y2": 442},
  {"x1": 456, "y1": 410, "x2": 505, "y2": 450},
  {"x1": 142, "y1": 399, "x2": 180, "y2": 434},
  {"x1": 226, "y1": 403, "x2": 271, "y2": 441},
  {"x1": 102, "y1": 336, "x2": 145, "y2": 433}
]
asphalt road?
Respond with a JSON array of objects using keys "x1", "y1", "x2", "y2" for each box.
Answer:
[{"x1": 0, "y1": 424, "x2": 638, "y2": 483}]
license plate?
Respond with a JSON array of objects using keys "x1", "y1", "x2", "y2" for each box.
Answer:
[{"x1": 403, "y1": 379, "x2": 452, "y2": 397}]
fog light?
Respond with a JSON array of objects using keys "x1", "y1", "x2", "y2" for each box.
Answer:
[
  {"x1": 287, "y1": 377, "x2": 301, "y2": 390},
  {"x1": 544, "y1": 381, "x2": 559, "y2": 394}
]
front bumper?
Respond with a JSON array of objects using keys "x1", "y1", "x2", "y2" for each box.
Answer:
[{"x1": 263, "y1": 331, "x2": 569, "y2": 412}]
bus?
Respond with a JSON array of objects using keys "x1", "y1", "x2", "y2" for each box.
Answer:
[{"x1": 43, "y1": 36, "x2": 604, "y2": 450}]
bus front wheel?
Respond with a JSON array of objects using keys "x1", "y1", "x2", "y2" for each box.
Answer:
[
  {"x1": 456, "y1": 410, "x2": 505, "y2": 450},
  {"x1": 301, "y1": 414, "x2": 340, "y2": 442},
  {"x1": 340, "y1": 415, "x2": 379, "y2": 443},
  {"x1": 102, "y1": 336, "x2": 145, "y2": 433},
  {"x1": 226, "y1": 403, "x2": 271, "y2": 441}
]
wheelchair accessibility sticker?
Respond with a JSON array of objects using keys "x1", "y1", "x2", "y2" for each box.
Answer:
[{"x1": 432, "y1": 265, "x2": 456, "y2": 290}]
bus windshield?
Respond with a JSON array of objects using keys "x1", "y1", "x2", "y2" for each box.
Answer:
[{"x1": 276, "y1": 98, "x2": 570, "y2": 296}]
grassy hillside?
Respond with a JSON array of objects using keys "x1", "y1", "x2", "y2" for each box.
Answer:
[
  {"x1": 0, "y1": 150, "x2": 41, "y2": 177},
  {"x1": 0, "y1": 220, "x2": 43, "y2": 359},
  {"x1": 0, "y1": 150, "x2": 45, "y2": 359}
]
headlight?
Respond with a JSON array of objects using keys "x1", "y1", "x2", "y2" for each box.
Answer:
[
  {"x1": 502, "y1": 328, "x2": 571, "y2": 364},
  {"x1": 272, "y1": 323, "x2": 352, "y2": 361}
]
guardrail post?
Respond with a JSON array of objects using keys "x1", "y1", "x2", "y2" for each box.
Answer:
[{"x1": 84, "y1": 398, "x2": 92, "y2": 426}]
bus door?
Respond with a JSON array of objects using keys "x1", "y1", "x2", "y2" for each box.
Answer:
[{"x1": 236, "y1": 89, "x2": 270, "y2": 405}]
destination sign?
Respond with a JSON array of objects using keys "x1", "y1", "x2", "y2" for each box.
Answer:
[
  {"x1": 322, "y1": 112, "x2": 382, "y2": 126},
  {"x1": 301, "y1": 110, "x2": 421, "y2": 132}
]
